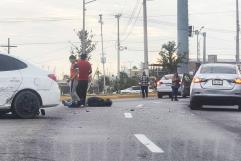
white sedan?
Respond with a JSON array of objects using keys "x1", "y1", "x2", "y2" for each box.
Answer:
[
  {"x1": 0, "y1": 53, "x2": 60, "y2": 118},
  {"x1": 121, "y1": 86, "x2": 141, "y2": 94}
]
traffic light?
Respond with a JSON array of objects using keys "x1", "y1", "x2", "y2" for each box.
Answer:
[{"x1": 188, "y1": 26, "x2": 193, "y2": 37}]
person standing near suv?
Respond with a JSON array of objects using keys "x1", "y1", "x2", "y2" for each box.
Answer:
[
  {"x1": 171, "y1": 72, "x2": 181, "y2": 101},
  {"x1": 77, "y1": 54, "x2": 92, "y2": 106}
]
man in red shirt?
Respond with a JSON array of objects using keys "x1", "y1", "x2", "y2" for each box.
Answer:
[{"x1": 76, "y1": 54, "x2": 92, "y2": 106}]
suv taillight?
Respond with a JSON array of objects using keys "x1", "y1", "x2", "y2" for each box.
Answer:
[
  {"x1": 48, "y1": 74, "x2": 57, "y2": 81},
  {"x1": 157, "y1": 81, "x2": 163, "y2": 85},
  {"x1": 193, "y1": 77, "x2": 206, "y2": 83}
]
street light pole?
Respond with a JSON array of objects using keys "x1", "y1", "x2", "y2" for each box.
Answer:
[
  {"x1": 203, "y1": 32, "x2": 207, "y2": 64},
  {"x1": 99, "y1": 14, "x2": 106, "y2": 94},
  {"x1": 195, "y1": 26, "x2": 204, "y2": 63},
  {"x1": 82, "y1": 0, "x2": 86, "y2": 56},
  {"x1": 236, "y1": 0, "x2": 240, "y2": 64},
  {"x1": 143, "y1": 0, "x2": 149, "y2": 75},
  {"x1": 115, "y1": 14, "x2": 121, "y2": 79},
  {"x1": 82, "y1": 0, "x2": 96, "y2": 56}
]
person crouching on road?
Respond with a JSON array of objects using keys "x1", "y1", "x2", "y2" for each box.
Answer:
[
  {"x1": 76, "y1": 54, "x2": 92, "y2": 107},
  {"x1": 63, "y1": 55, "x2": 80, "y2": 107},
  {"x1": 171, "y1": 72, "x2": 181, "y2": 101},
  {"x1": 139, "y1": 71, "x2": 149, "y2": 99}
]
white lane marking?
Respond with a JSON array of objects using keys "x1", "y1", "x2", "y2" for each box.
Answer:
[
  {"x1": 124, "y1": 113, "x2": 133, "y2": 118},
  {"x1": 136, "y1": 104, "x2": 143, "y2": 107},
  {"x1": 153, "y1": 102, "x2": 161, "y2": 104},
  {"x1": 134, "y1": 134, "x2": 164, "y2": 153}
]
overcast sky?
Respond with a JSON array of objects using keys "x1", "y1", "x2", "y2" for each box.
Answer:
[{"x1": 0, "y1": 0, "x2": 237, "y2": 78}]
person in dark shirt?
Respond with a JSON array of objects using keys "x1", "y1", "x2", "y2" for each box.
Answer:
[{"x1": 76, "y1": 54, "x2": 92, "y2": 106}]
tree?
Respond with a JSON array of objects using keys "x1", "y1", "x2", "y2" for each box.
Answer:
[
  {"x1": 71, "y1": 30, "x2": 96, "y2": 59},
  {"x1": 113, "y1": 72, "x2": 139, "y2": 91},
  {"x1": 158, "y1": 41, "x2": 185, "y2": 73},
  {"x1": 132, "y1": 66, "x2": 138, "y2": 70}
]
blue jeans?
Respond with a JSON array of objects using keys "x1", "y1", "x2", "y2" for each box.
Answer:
[
  {"x1": 172, "y1": 86, "x2": 179, "y2": 99},
  {"x1": 141, "y1": 86, "x2": 148, "y2": 98}
]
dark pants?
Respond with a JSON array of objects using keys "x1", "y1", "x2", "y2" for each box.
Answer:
[
  {"x1": 141, "y1": 86, "x2": 148, "y2": 98},
  {"x1": 172, "y1": 86, "x2": 179, "y2": 99},
  {"x1": 77, "y1": 80, "x2": 89, "y2": 105}
]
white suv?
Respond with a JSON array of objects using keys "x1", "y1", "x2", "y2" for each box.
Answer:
[
  {"x1": 157, "y1": 74, "x2": 183, "y2": 98},
  {"x1": 0, "y1": 53, "x2": 60, "y2": 118}
]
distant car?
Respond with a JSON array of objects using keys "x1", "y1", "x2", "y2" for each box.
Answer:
[
  {"x1": 121, "y1": 86, "x2": 153, "y2": 94},
  {"x1": 58, "y1": 80, "x2": 70, "y2": 95},
  {"x1": 121, "y1": 86, "x2": 141, "y2": 94},
  {"x1": 0, "y1": 53, "x2": 60, "y2": 118},
  {"x1": 190, "y1": 63, "x2": 241, "y2": 110}
]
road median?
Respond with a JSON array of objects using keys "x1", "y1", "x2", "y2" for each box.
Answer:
[{"x1": 61, "y1": 93, "x2": 157, "y2": 101}]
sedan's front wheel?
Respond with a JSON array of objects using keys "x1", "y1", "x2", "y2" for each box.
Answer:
[{"x1": 12, "y1": 91, "x2": 40, "y2": 119}]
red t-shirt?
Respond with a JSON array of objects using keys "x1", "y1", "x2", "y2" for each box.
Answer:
[
  {"x1": 77, "y1": 60, "x2": 92, "y2": 80},
  {"x1": 70, "y1": 61, "x2": 78, "y2": 79}
]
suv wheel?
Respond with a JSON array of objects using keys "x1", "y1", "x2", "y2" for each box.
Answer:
[
  {"x1": 12, "y1": 91, "x2": 40, "y2": 119},
  {"x1": 157, "y1": 92, "x2": 163, "y2": 98}
]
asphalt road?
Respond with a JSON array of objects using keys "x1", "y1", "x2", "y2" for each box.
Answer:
[{"x1": 1, "y1": 97, "x2": 241, "y2": 161}]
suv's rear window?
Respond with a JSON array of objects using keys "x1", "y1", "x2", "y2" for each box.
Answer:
[
  {"x1": 200, "y1": 66, "x2": 237, "y2": 74},
  {"x1": 161, "y1": 75, "x2": 173, "y2": 80}
]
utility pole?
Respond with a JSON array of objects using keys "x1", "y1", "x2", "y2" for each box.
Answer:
[
  {"x1": 0, "y1": 38, "x2": 17, "y2": 54},
  {"x1": 177, "y1": 0, "x2": 189, "y2": 73},
  {"x1": 236, "y1": 0, "x2": 240, "y2": 64},
  {"x1": 203, "y1": 32, "x2": 207, "y2": 64},
  {"x1": 115, "y1": 14, "x2": 121, "y2": 79},
  {"x1": 82, "y1": 0, "x2": 96, "y2": 56},
  {"x1": 196, "y1": 33, "x2": 200, "y2": 63},
  {"x1": 99, "y1": 14, "x2": 106, "y2": 94},
  {"x1": 82, "y1": 0, "x2": 86, "y2": 56},
  {"x1": 143, "y1": 0, "x2": 149, "y2": 75},
  {"x1": 195, "y1": 26, "x2": 204, "y2": 63}
]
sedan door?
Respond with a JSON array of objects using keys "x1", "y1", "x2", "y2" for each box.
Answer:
[{"x1": 0, "y1": 54, "x2": 24, "y2": 106}]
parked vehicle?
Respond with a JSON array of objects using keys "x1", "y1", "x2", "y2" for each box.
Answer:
[
  {"x1": 157, "y1": 74, "x2": 192, "y2": 98},
  {"x1": 156, "y1": 74, "x2": 182, "y2": 98},
  {"x1": 120, "y1": 86, "x2": 141, "y2": 94},
  {"x1": 190, "y1": 63, "x2": 241, "y2": 110},
  {"x1": 120, "y1": 86, "x2": 153, "y2": 94},
  {"x1": 58, "y1": 80, "x2": 70, "y2": 95},
  {"x1": 0, "y1": 53, "x2": 60, "y2": 118}
]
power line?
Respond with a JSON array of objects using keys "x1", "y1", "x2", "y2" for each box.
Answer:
[
  {"x1": 121, "y1": 0, "x2": 142, "y2": 38},
  {"x1": 121, "y1": 5, "x2": 142, "y2": 42}
]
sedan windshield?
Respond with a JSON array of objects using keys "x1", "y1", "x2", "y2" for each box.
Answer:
[{"x1": 200, "y1": 66, "x2": 237, "y2": 74}]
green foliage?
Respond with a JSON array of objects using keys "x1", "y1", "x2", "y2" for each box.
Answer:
[
  {"x1": 158, "y1": 41, "x2": 185, "y2": 73},
  {"x1": 113, "y1": 72, "x2": 139, "y2": 91},
  {"x1": 71, "y1": 30, "x2": 96, "y2": 60}
]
